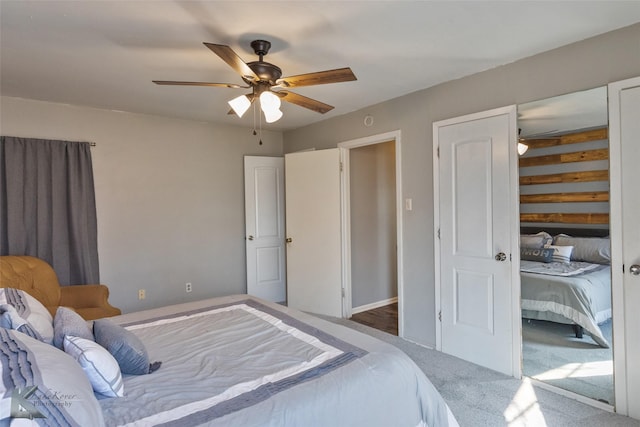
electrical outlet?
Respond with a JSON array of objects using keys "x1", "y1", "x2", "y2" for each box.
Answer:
[
  {"x1": 138, "y1": 289, "x2": 146, "y2": 300},
  {"x1": 185, "y1": 282, "x2": 192, "y2": 293}
]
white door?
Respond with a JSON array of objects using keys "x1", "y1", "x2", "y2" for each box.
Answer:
[
  {"x1": 609, "y1": 76, "x2": 640, "y2": 419},
  {"x1": 434, "y1": 106, "x2": 519, "y2": 376},
  {"x1": 285, "y1": 149, "x2": 343, "y2": 317},
  {"x1": 244, "y1": 156, "x2": 286, "y2": 302}
]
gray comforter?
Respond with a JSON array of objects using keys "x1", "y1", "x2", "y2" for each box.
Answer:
[
  {"x1": 520, "y1": 262, "x2": 611, "y2": 347},
  {"x1": 99, "y1": 295, "x2": 458, "y2": 427}
]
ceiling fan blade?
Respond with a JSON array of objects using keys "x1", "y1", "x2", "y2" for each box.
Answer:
[
  {"x1": 203, "y1": 42, "x2": 258, "y2": 81},
  {"x1": 276, "y1": 67, "x2": 356, "y2": 88},
  {"x1": 153, "y1": 80, "x2": 249, "y2": 88},
  {"x1": 276, "y1": 90, "x2": 334, "y2": 114}
]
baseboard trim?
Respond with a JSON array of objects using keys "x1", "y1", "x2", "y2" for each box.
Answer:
[{"x1": 352, "y1": 297, "x2": 398, "y2": 315}]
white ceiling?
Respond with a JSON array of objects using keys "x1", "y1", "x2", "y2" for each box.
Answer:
[{"x1": 2, "y1": 1, "x2": 639, "y2": 131}]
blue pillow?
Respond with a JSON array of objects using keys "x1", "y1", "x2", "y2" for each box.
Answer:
[
  {"x1": 0, "y1": 288, "x2": 53, "y2": 344},
  {"x1": 93, "y1": 318, "x2": 153, "y2": 375},
  {"x1": 0, "y1": 304, "x2": 44, "y2": 341},
  {"x1": 520, "y1": 247, "x2": 554, "y2": 263},
  {"x1": 53, "y1": 306, "x2": 94, "y2": 349}
]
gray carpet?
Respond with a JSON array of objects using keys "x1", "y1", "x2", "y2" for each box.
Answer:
[
  {"x1": 523, "y1": 318, "x2": 614, "y2": 405},
  {"x1": 317, "y1": 314, "x2": 639, "y2": 427}
]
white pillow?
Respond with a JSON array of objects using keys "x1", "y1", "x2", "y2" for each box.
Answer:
[
  {"x1": 0, "y1": 288, "x2": 53, "y2": 344},
  {"x1": 548, "y1": 245, "x2": 573, "y2": 263},
  {"x1": 64, "y1": 335, "x2": 125, "y2": 398}
]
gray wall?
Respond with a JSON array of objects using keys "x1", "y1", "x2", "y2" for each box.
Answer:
[
  {"x1": 350, "y1": 141, "x2": 397, "y2": 309},
  {"x1": 0, "y1": 96, "x2": 283, "y2": 314},
  {"x1": 283, "y1": 23, "x2": 640, "y2": 347}
]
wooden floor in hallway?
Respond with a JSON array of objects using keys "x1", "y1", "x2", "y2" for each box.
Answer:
[{"x1": 350, "y1": 302, "x2": 398, "y2": 336}]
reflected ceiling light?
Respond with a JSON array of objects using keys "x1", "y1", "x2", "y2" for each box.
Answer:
[
  {"x1": 228, "y1": 94, "x2": 252, "y2": 118},
  {"x1": 517, "y1": 128, "x2": 529, "y2": 156},
  {"x1": 518, "y1": 142, "x2": 529, "y2": 156}
]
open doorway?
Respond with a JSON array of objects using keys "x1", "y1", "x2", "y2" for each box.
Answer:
[
  {"x1": 338, "y1": 131, "x2": 403, "y2": 337},
  {"x1": 517, "y1": 87, "x2": 614, "y2": 406},
  {"x1": 349, "y1": 140, "x2": 398, "y2": 335}
]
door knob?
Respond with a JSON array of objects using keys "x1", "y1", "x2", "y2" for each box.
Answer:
[
  {"x1": 286, "y1": 237, "x2": 292, "y2": 243},
  {"x1": 495, "y1": 252, "x2": 507, "y2": 262},
  {"x1": 630, "y1": 264, "x2": 640, "y2": 276},
  {"x1": 247, "y1": 235, "x2": 254, "y2": 241}
]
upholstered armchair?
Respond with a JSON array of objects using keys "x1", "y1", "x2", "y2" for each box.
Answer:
[{"x1": 0, "y1": 255, "x2": 121, "y2": 320}]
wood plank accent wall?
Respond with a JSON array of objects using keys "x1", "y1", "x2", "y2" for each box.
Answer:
[
  {"x1": 520, "y1": 213, "x2": 609, "y2": 224},
  {"x1": 523, "y1": 128, "x2": 608, "y2": 149},
  {"x1": 519, "y1": 127, "x2": 609, "y2": 226},
  {"x1": 520, "y1": 170, "x2": 609, "y2": 185},
  {"x1": 518, "y1": 148, "x2": 608, "y2": 168}
]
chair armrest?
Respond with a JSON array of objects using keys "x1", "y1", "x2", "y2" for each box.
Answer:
[{"x1": 59, "y1": 284, "x2": 121, "y2": 319}]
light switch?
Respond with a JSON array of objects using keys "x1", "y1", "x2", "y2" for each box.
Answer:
[{"x1": 405, "y1": 198, "x2": 413, "y2": 211}]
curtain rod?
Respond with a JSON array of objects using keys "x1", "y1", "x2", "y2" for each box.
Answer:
[{"x1": 89, "y1": 142, "x2": 96, "y2": 147}]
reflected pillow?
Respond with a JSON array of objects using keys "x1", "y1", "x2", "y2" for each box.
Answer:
[
  {"x1": 553, "y1": 234, "x2": 611, "y2": 265},
  {"x1": 520, "y1": 232, "x2": 553, "y2": 249},
  {"x1": 548, "y1": 245, "x2": 573, "y2": 263},
  {"x1": 520, "y1": 247, "x2": 554, "y2": 263}
]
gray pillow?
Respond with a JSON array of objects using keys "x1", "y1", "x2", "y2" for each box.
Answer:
[
  {"x1": 0, "y1": 328, "x2": 105, "y2": 426},
  {"x1": 53, "y1": 306, "x2": 94, "y2": 349},
  {"x1": 93, "y1": 318, "x2": 151, "y2": 375},
  {"x1": 553, "y1": 234, "x2": 611, "y2": 264},
  {"x1": 520, "y1": 247, "x2": 554, "y2": 263},
  {"x1": 520, "y1": 232, "x2": 553, "y2": 249}
]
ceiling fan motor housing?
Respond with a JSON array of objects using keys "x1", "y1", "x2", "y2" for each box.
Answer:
[
  {"x1": 247, "y1": 61, "x2": 282, "y2": 84},
  {"x1": 243, "y1": 40, "x2": 281, "y2": 84}
]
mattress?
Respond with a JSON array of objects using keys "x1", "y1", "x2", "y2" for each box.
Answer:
[{"x1": 98, "y1": 294, "x2": 458, "y2": 427}]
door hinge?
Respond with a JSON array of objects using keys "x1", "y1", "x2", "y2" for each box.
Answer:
[
  {"x1": 623, "y1": 264, "x2": 625, "y2": 273},
  {"x1": 438, "y1": 310, "x2": 442, "y2": 322},
  {"x1": 437, "y1": 147, "x2": 439, "y2": 158},
  {"x1": 339, "y1": 161, "x2": 344, "y2": 172},
  {"x1": 437, "y1": 228, "x2": 440, "y2": 239},
  {"x1": 341, "y1": 288, "x2": 345, "y2": 297}
]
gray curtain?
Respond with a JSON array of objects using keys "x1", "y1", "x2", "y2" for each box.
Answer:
[{"x1": 0, "y1": 136, "x2": 99, "y2": 285}]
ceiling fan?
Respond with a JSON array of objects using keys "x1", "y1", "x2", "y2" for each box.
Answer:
[{"x1": 153, "y1": 39, "x2": 357, "y2": 123}]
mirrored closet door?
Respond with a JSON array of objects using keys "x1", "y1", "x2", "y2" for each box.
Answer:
[{"x1": 517, "y1": 87, "x2": 614, "y2": 405}]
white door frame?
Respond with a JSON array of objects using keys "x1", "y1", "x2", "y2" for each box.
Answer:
[
  {"x1": 338, "y1": 130, "x2": 404, "y2": 336},
  {"x1": 433, "y1": 106, "x2": 522, "y2": 378},
  {"x1": 609, "y1": 76, "x2": 640, "y2": 418}
]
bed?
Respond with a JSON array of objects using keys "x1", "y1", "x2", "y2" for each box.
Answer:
[
  {"x1": 0, "y1": 292, "x2": 458, "y2": 427},
  {"x1": 519, "y1": 231, "x2": 612, "y2": 348}
]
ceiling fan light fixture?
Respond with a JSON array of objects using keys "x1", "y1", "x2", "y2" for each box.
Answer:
[
  {"x1": 263, "y1": 108, "x2": 283, "y2": 123},
  {"x1": 228, "y1": 94, "x2": 251, "y2": 118},
  {"x1": 259, "y1": 91, "x2": 283, "y2": 123},
  {"x1": 518, "y1": 142, "x2": 529, "y2": 156}
]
